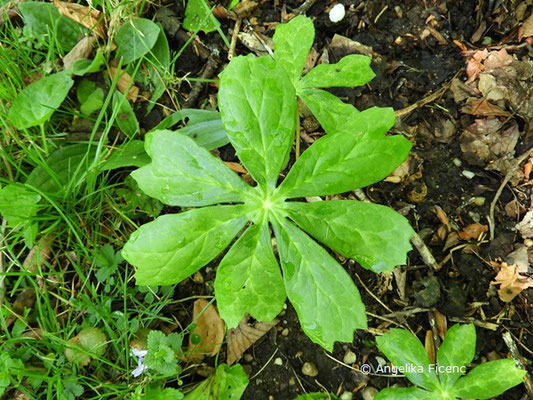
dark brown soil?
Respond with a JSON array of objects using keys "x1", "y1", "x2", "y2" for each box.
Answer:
[{"x1": 148, "y1": 0, "x2": 532, "y2": 399}]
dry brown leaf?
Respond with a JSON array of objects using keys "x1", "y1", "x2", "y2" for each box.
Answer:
[
  {"x1": 465, "y1": 49, "x2": 488, "y2": 82},
  {"x1": 224, "y1": 161, "x2": 247, "y2": 174},
  {"x1": 461, "y1": 98, "x2": 510, "y2": 117},
  {"x1": 53, "y1": 0, "x2": 106, "y2": 39},
  {"x1": 518, "y1": 13, "x2": 533, "y2": 41},
  {"x1": 384, "y1": 157, "x2": 411, "y2": 183},
  {"x1": 491, "y1": 262, "x2": 533, "y2": 302},
  {"x1": 187, "y1": 299, "x2": 224, "y2": 360},
  {"x1": 227, "y1": 315, "x2": 278, "y2": 365},
  {"x1": 457, "y1": 222, "x2": 488, "y2": 241},
  {"x1": 433, "y1": 205, "x2": 451, "y2": 232},
  {"x1": 459, "y1": 118, "x2": 519, "y2": 167},
  {"x1": 516, "y1": 211, "x2": 533, "y2": 239},
  {"x1": 63, "y1": 35, "x2": 97, "y2": 69},
  {"x1": 483, "y1": 49, "x2": 513, "y2": 72},
  {"x1": 106, "y1": 66, "x2": 139, "y2": 102}
]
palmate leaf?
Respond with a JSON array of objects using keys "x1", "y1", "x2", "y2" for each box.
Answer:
[
  {"x1": 272, "y1": 218, "x2": 367, "y2": 351},
  {"x1": 285, "y1": 201, "x2": 414, "y2": 273},
  {"x1": 123, "y1": 16, "x2": 414, "y2": 352},
  {"x1": 218, "y1": 54, "x2": 296, "y2": 189},
  {"x1": 214, "y1": 223, "x2": 285, "y2": 328}
]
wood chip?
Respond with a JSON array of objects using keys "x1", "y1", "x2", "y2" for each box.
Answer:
[{"x1": 227, "y1": 315, "x2": 278, "y2": 365}]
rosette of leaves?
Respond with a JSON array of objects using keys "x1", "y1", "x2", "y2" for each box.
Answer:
[
  {"x1": 122, "y1": 21, "x2": 413, "y2": 350},
  {"x1": 375, "y1": 324, "x2": 526, "y2": 399}
]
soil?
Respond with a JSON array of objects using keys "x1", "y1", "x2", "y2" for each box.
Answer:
[{"x1": 142, "y1": 0, "x2": 532, "y2": 398}]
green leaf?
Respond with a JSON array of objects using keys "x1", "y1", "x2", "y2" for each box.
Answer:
[
  {"x1": 375, "y1": 329, "x2": 440, "y2": 391},
  {"x1": 101, "y1": 140, "x2": 151, "y2": 170},
  {"x1": 183, "y1": 363, "x2": 248, "y2": 400},
  {"x1": 151, "y1": 109, "x2": 229, "y2": 150},
  {"x1": 375, "y1": 387, "x2": 441, "y2": 400},
  {"x1": 112, "y1": 91, "x2": 139, "y2": 137},
  {"x1": 215, "y1": 223, "x2": 285, "y2": 328},
  {"x1": 64, "y1": 327, "x2": 107, "y2": 367},
  {"x1": 19, "y1": 1, "x2": 85, "y2": 52},
  {"x1": 0, "y1": 184, "x2": 40, "y2": 227},
  {"x1": 26, "y1": 144, "x2": 97, "y2": 195},
  {"x1": 273, "y1": 15, "x2": 314, "y2": 82},
  {"x1": 8, "y1": 72, "x2": 74, "y2": 129},
  {"x1": 122, "y1": 205, "x2": 250, "y2": 285},
  {"x1": 219, "y1": 55, "x2": 297, "y2": 188},
  {"x1": 144, "y1": 330, "x2": 180, "y2": 375},
  {"x1": 299, "y1": 55, "x2": 375, "y2": 89},
  {"x1": 147, "y1": 23, "x2": 170, "y2": 73},
  {"x1": 132, "y1": 130, "x2": 251, "y2": 206},
  {"x1": 285, "y1": 201, "x2": 413, "y2": 272},
  {"x1": 272, "y1": 218, "x2": 366, "y2": 351},
  {"x1": 437, "y1": 324, "x2": 475, "y2": 388},
  {"x1": 71, "y1": 49, "x2": 106, "y2": 76},
  {"x1": 115, "y1": 18, "x2": 160, "y2": 64},
  {"x1": 144, "y1": 384, "x2": 184, "y2": 399},
  {"x1": 278, "y1": 107, "x2": 411, "y2": 197},
  {"x1": 80, "y1": 87, "x2": 104, "y2": 116},
  {"x1": 452, "y1": 359, "x2": 526, "y2": 399},
  {"x1": 183, "y1": 0, "x2": 220, "y2": 34},
  {"x1": 298, "y1": 88, "x2": 360, "y2": 135}
]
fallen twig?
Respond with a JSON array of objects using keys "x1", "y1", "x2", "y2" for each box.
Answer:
[
  {"x1": 488, "y1": 147, "x2": 533, "y2": 240},
  {"x1": 183, "y1": 49, "x2": 220, "y2": 108},
  {"x1": 228, "y1": 17, "x2": 242, "y2": 60},
  {"x1": 503, "y1": 331, "x2": 533, "y2": 398},
  {"x1": 395, "y1": 79, "x2": 453, "y2": 118}
]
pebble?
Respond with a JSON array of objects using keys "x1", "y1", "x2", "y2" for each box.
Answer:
[
  {"x1": 473, "y1": 196, "x2": 486, "y2": 206},
  {"x1": 462, "y1": 170, "x2": 475, "y2": 179},
  {"x1": 361, "y1": 386, "x2": 379, "y2": 400},
  {"x1": 289, "y1": 377, "x2": 296, "y2": 385},
  {"x1": 453, "y1": 158, "x2": 462, "y2": 167},
  {"x1": 340, "y1": 392, "x2": 353, "y2": 400},
  {"x1": 302, "y1": 362, "x2": 318, "y2": 377},
  {"x1": 244, "y1": 354, "x2": 254, "y2": 362},
  {"x1": 274, "y1": 357, "x2": 283, "y2": 366},
  {"x1": 329, "y1": 3, "x2": 346, "y2": 23},
  {"x1": 343, "y1": 350, "x2": 357, "y2": 364},
  {"x1": 282, "y1": 328, "x2": 289, "y2": 336}
]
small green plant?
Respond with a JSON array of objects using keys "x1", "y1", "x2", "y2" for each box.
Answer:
[
  {"x1": 122, "y1": 16, "x2": 414, "y2": 350},
  {"x1": 375, "y1": 324, "x2": 526, "y2": 399}
]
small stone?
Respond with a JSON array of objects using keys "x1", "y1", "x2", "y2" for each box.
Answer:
[
  {"x1": 453, "y1": 158, "x2": 462, "y2": 167},
  {"x1": 289, "y1": 377, "x2": 296, "y2": 385},
  {"x1": 340, "y1": 392, "x2": 353, "y2": 400},
  {"x1": 302, "y1": 362, "x2": 318, "y2": 377},
  {"x1": 361, "y1": 386, "x2": 379, "y2": 400},
  {"x1": 343, "y1": 350, "x2": 357, "y2": 364},
  {"x1": 192, "y1": 271, "x2": 203, "y2": 284},
  {"x1": 269, "y1": 396, "x2": 274, "y2": 400},
  {"x1": 462, "y1": 170, "x2": 475, "y2": 179},
  {"x1": 473, "y1": 196, "x2": 486, "y2": 206},
  {"x1": 244, "y1": 354, "x2": 254, "y2": 362},
  {"x1": 393, "y1": 5, "x2": 403, "y2": 18},
  {"x1": 282, "y1": 328, "x2": 289, "y2": 336},
  {"x1": 329, "y1": 3, "x2": 346, "y2": 23},
  {"x1": 274, "y1": 357, "x2": 283, "y2": 366}
]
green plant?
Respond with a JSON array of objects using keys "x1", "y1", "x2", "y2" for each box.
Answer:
[
  {"x1": 375, "y1": 324, "x2": 526, "y2": 399},
  {"x1": 122, "y1": 16, "x2": 413, "y2": 350}
]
